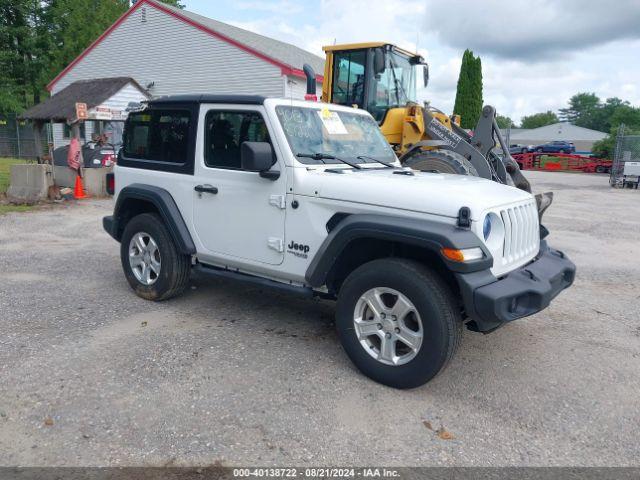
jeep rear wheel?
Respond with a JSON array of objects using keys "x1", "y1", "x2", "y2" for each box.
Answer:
[
  {"x1": 335, "y1": 258, "x2": 462, "y2": 389},
  {"x1": 120, "y1": 213, "x2": 191, "y2": 301}
]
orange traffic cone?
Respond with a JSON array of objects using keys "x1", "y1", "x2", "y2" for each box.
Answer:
[{"x1": 73, "y1": 175, "x2": 88, "y2": 199}]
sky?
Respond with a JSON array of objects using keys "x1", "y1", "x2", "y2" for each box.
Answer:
[{"x1": 181, "y1": 0, "x2": 640, "y2": 125}]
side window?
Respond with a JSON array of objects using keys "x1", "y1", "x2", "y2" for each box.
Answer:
[
  {"x1": 204, "y1": 110, "x2": 271, "y2": 169},
  {"x1": 123, "y1": 109, "x2": 190, "y2": 163},
  {"x1": 331, "y1": 50, "x2": 366, "y2": 108}
]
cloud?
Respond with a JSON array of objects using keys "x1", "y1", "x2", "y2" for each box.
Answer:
[
  {"x1": 233, "y1": 1, "x2": 304, "y2": 14},
  {"x1": 187, "y1": 0, "x2": 640, "y2": 123},
  {"x1": 423, "y1": 0, "x2": 640, "y2": 60}
]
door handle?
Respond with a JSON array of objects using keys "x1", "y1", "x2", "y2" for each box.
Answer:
[{"x1": 194, "y1": 184, "x2": 218, "y2": 195}]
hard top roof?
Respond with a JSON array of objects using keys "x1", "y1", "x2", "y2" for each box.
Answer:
[{"x1": 148, "y1": 94, "x2": 266, "y2": 106}]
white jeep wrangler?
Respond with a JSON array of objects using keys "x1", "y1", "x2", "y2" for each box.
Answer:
[{"x1": 103, "y1": 95, "x2": 575, "y2": 389}]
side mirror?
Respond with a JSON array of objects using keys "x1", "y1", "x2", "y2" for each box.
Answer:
[
  {"x1": 241, "y1": 141, "x2": 280, "y2": 180},
  {"x1": 423, "y1": 64, "x2": 429, "y2": 88},
  {"x1": 373, "y1": 48, "x2": 386, "y2": 75}
]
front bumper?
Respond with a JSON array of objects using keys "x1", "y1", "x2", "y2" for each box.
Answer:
[{"x1": 456, "y1": 241, "x2": 576, "y2": 332}]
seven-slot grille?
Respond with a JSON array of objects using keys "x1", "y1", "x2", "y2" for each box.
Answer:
[{"x1": 499, "y1": 201, "x2": 539, "y2": 266}]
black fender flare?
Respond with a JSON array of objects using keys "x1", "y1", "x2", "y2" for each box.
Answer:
[
  {"x1": 304, "y1": 214, "x2": 492, "y2": 288},
  {"x1": 109, "y1": 184, "x2": 196, "y2": 255}
]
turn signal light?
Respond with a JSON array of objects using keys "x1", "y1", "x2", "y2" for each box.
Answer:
[
  {"x1": 441, "y1": 247, "x2": 484, "y2": 263},
  {"x1": 442, "y1": 248, "x2": 465, "y2": 262}
]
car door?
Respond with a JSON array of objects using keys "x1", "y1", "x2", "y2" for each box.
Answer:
[{"x1": 192, "y1": 105, "x2": 286, "y2": 266}]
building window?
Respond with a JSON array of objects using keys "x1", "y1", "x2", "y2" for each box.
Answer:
[
  {"x1": 123, "y1": 109, "x2": 191, "y2": 163},
  {"x1": 63, "y1": 123, "x2": 86, "y2": 139},
  {"x1": 204, "y1": 111, "x2": 271, "y2": 169}
]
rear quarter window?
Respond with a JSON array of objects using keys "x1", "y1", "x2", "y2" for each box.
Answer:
[
  {"x1": 120, "y1": 106, "x2": 196, "y2": 174},
  {"x1": 124, "y1": 110, "x2": 190, "y2": 163}
]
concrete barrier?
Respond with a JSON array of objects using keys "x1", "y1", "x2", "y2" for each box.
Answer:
[
  {"x1": 6, "y1": 164, "x2": 53, "y2": 204},
  {"x1": 53, "y1": 166, "x2": 113, "y2": 197}
]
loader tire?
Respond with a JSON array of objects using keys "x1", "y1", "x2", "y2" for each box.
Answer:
[{"x1": 403, "y1": 150, "x2": 479, "y2": 176}]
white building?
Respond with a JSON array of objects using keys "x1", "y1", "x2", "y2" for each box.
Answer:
[
  {"x1": 507, "y1": 122, "x2": 608, "y2": 153},
  {"x1": 46, "y1": 0, "x2": 324, "y2": 147}
]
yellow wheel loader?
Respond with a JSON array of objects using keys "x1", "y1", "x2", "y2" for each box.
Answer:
[{"x1": 301, "y1": 42, "x2": 533, "y2": 194}]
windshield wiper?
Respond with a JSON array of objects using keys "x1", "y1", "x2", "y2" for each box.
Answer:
[
  {"x1": 296, "y1": 152, "x2": 362, "y2": 169},
  {"x1": 356, "y1": 155, "x2": 397, "y2": 168}
]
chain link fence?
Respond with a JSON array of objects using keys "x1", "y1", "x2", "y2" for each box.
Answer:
[
  {"x1": 610, "y1": 124, "x2": 640, "y2": 188},
  {"x1": 0, "y1": 113, "x2": 49, "y2": 160}
]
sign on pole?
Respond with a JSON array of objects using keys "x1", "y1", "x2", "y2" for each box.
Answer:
[{"x1": 75, "y1": 102, "x2": 88, "y2": 121}]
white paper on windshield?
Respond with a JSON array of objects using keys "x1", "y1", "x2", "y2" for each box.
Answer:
[{"x1": 317, "y1": 110, "x2": 348, "y2": 135}]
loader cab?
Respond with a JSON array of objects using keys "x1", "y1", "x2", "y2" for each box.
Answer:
[{"x1": 322, "y1": 43, "x2": 429, "y2": 123}]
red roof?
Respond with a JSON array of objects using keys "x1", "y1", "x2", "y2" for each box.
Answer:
[{"x1": 47, "y1": 0, "x2": 323, "y2": 92}]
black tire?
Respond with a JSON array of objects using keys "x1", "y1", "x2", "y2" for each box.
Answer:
[
  {"x1": 335, "y1": 258, "x2": 462, "y2": 389},
  {"x1": 120, "y1": 213, "x2": 191, "y2": 301},
  {"x1": 403, "y1": 149, "x2": 478, "y2": 176},
  {"x1": 595, "y1": 165, "x2": 606, "y2": 173}
]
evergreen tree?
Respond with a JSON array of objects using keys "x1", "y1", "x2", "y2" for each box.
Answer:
[
  {"x1": 558, "y1": 92, "x2": 599, "y2": 124},
  {"x1": 0, "y1": 0, "x2": 48, "y2": 113},
  {"x1": 453, "y1": 49, "x2": 483, "y2": 129}
]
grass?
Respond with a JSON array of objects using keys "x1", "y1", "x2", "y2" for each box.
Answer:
[{"x1": 0, "y1": 204, "x2": 34, "y2": 215}]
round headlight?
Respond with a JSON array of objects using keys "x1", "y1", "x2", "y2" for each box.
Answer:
[
  {"x1": 483, "y1": 214, "x2": 492, "y2": 240},
  {"x1": 482, "y1": 212, "x2": 505, "y2": 251}
]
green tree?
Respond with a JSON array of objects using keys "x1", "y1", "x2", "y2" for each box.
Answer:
[
  {"x1": 558, "y1": 92, "x2": 599, "y2": 125},
  {"x1": 453, "y1": 49, "x2": 483, "y2": 129},
  {"x1": 609, "y1": 103, "x2": 640, "y2": 129},
  {"x1": 0, "y1": 0, "x2": 49, "y2": 113},
  {"x1": 44, "y1": 0, "x2": 127, "y2": 86},
  {"x1": 495, "y1": 114, "x2": 515, "y2": 129},
  {"x1": 0, "y1": 0, "x2": 185, "y2": 114},
  {"x1": 591, "y1": 105, "x2": 640, "y2": 158},
  {"x1": 591, "y1": 135, "x2": 615, "y2": 158},
  {"x1": 520, "y1": 111, "x2": 558, "y2": 129}
]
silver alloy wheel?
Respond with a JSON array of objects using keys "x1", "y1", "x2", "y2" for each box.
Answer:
[
  {"x1": 353, "y1": 287, "x2": 423, "y2": 366},
  {"x1": 128, "y1": 232, "x2": 161, "y2": 286}
]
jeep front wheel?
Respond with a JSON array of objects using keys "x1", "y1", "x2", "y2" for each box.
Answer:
[
  {"x1": 402, "y1": 149, "x2": 478, "y2": 176},
  {"x1": 120, "y1": 213, "x2": 191, "y2": 301},
  {"x1": 335, "y1": 258, "x2": 462, "y2": 389}
]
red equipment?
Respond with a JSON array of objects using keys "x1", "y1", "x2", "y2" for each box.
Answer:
[{"x1": 512, "y1": 152, "x2": 612, "y2": 174}]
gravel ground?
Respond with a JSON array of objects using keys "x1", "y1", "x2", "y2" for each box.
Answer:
[{"x1": 0, "y1": 171, "x2": 639, "y2": 467}]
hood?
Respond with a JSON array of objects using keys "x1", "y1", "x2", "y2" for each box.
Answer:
[{"x1": 299, "y1": 167, "x2": 533, "y2": 220}]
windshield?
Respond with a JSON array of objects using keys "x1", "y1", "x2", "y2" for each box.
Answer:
[
  {"x1": 368, "y1": 51, "x2": 417, "y2": 121},
  {"x1": 276, "y1": 105, "x2": 397, "y2": 165}
]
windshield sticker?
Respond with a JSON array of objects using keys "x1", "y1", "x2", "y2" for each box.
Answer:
[{"x1": 317, "y1": 110, "x2": 348, "y2": 135}]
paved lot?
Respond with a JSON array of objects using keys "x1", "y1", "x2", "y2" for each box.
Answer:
[{"x1": 1, "y1": 171, "x2": 639, "y2": 467}]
